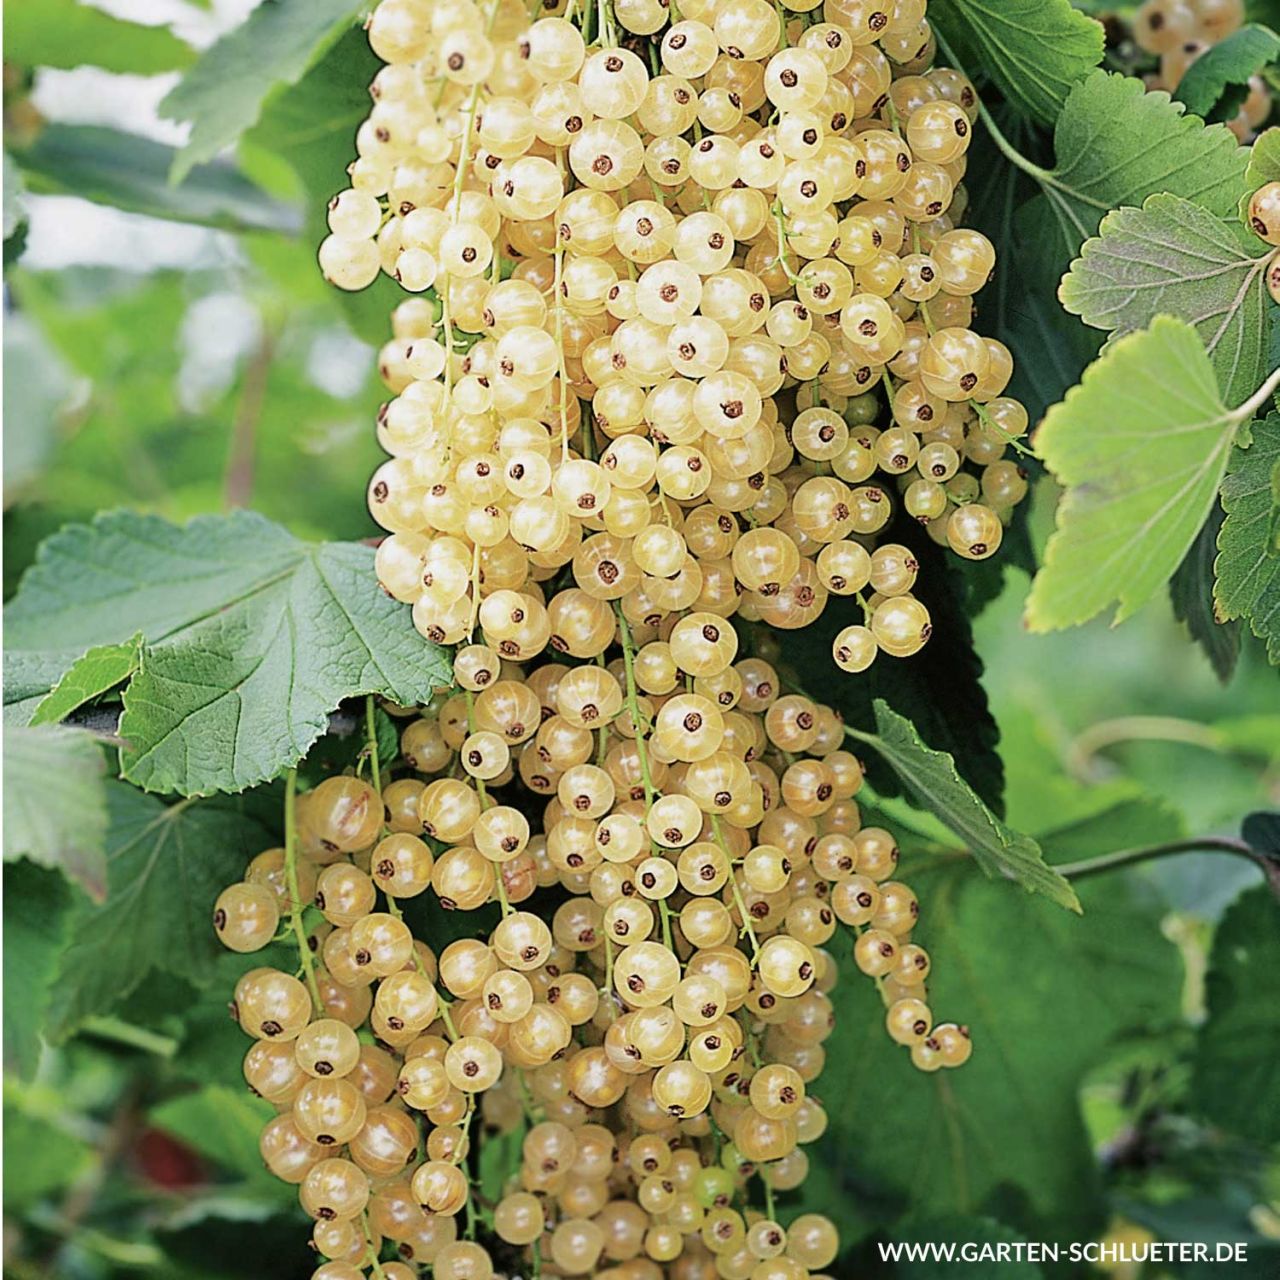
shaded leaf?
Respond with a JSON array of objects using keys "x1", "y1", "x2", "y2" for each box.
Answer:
[
  {"x1": 1028, "y1": 317, "x2": 1236, "y2": 631},
  {"x1": 2, "y1": 861, "x2": 73, "y2": 1079},
  {"x1": 1170, "y1": 504, "x2": 1242, "y2": 683},
  {"x1": 246, "y1": 27, "x2": 403, "y2": 345},
  {"x1": 160, "y1": 0, "x2": 363, "y2": 183},
  {"x1": 4, "y1": 0, "x2": 193, "y2": 74},
  {"x1": 1174, "y1": 24, "x2": 1280, "y2": 120},
  {"x1": 1029, "y1": 72, "x2": 1250, "y2": 271},
  {"x1": 5, "y1": 510, "x2": 451, "y2": 795},
  {"x1": 848, "y1": 701, "x2": 1078, "y2": 911},
  {"x1": 30, "y1": 634, "x2": 142, "y2": 727},
  {"x1": 814, "y1": 862, "x2": 1179, "y2": 1237},
  {"x1": 1192, "y1": 885, "x2": 1280, "y2": 1143},
  {"x1": 1059, "y1": 194, "x2": 1271, "y2": 405},
  {"x1": 964, "y1": 111, "x2": 1104, "y2": 424},
  {"x1": 1215, "y1": 413, "x2": 1280, "y2": 661},
  {"x1": 47, "y1": 782, "x2": 276, "y2": 1037},
  {"x1": 2, "y1": 726, "x2": 108, "y2": 900},
  {"x1": 14, "y1": 125, "x2": 299, "y2": 234},
  {"x1": 931, "y1": 0, "x2": 1104, "y2": 127},
  {"x1": 151, "y1": 1086, "x2": 287, "y2": 1195},
  {"x1": 778, "y1": 519, "x2": 1005, "y2": 813}
]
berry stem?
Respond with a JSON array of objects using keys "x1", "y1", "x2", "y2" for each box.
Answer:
[
  {"x1": 713, "y1": 813, "x2": 761, "y2": 965},
  {"x1": 1232, "y1": 362, "x2": 1280, "y2": 425},
  {"x1": 972, "y1": 399, "x2": 1036, "y2": 459},
  {"x1": 759, "y1": 1164, "x2": 777, "y2": 1222},
  {"x1": 283, "y1": 768, "x2": 323, "y2": 1015},
  {"x1": 1066, "y1": 714, "x2": 1228, "y2": 780},
  {"x1": 364, "y1": 695, "x2": 383, "y2": 796},
  {"x1": 361, "y1": 1211, "x2": 387, "y2": 1280}
]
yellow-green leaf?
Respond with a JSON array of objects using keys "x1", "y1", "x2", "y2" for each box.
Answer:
[{"x1": 1028, "y1": 318, "x2": 1236, "y2": 631}]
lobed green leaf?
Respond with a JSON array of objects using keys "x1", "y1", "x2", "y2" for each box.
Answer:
[
  {"x1": 812, "y1": 850, "x2": 1179, "y2": 1235},
  {"x1": 1029, "y1": 72, "x2": 1251, "y2": 270},
  {"x1": 5, "y1": 510, "x2": 452, "y2": 795},
  {"x1": 1169, "y1": 505, "x2": 1242, "y2": 683},
  {"x1": 1192, "y1": 885, "x2": 1280, "y2": 1142},
  {"x1": 46, "y1": 783, "x2": 277, "y2": 1038},
  {"x1": 1059, "y1": 194, "x2": 1272, "y2": 405},
  {"x1": 1028, "y1": 317, "x2": 1235, "y2": 632},
  {"x1": 31, "y1": 634, "x2": 142, "y2": 727}
]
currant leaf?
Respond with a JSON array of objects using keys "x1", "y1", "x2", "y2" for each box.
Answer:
[
  {"x1": 2, "y1": 725, "x2": 108, "y2": 901},
  {"x1": 930, "y1": 0, "x2": 1104, "y2": 127},
  {"x1": 1059, "y1": 194, "x2": 1273, "y2": 405},
  {"x1": 1028, "y1": 317, "x2": 1236, "y2": 631},
  {"x1": 159, "y1": 0, "x2": 363, "y2": 182}
]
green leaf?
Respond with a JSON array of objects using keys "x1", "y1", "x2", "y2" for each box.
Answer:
[
  {"x1": 814, "y1": 862, "x2": 1179, "y2": 1236},
  {"x1": 13, "y1": 125, "x2": 299, "y2": 234},
  {"x1": 3, "y1": 861, "x2": 73, "y2": 1079},
  {"x1": 47, "y1": 782, "x2": 277, "y2": 1038},
  {"x1": 1215, "y1": 413, "x2": 1280, "y2": 661},
  {"x1": 2, "y1": 1105, "x2": 92, "y2": 1211},
  {"x1": 1170, "y1": 505, "x2": 1242, "y2": 683},
  {"x1": 1174, "y1": 24, "x2": 1280, "y2": 119},
  {"x1": 1192, "y1": 885, "x2": 1280, "y2": 1143},
  {"x1": 847, "y1": 701, "x2": 1079, "y2": 911},
  {"x1": 30, "y1": 634, "x2": 142, "y2": 727},
  {"x1": 160, "y1": 0, "x2": 363, "y2": 183},
  {"x1": 5, "y1": 510, "x2": 451, "y2": 795},
  {"x1": 1031, "y1": 72, "x2": 1251, "y2": 269},
  {"x1": 1058, "y1": 194, "x2": 1272, "y2": 405},
  {"x1": 152, "y1": 1086, "x2": 286, "y2": 1194},
  {"x1": 931, "y1": 0, "x2": 1104, "y2": 127},
  {"x1": 2, "y1": 311, "x2": 72, "y2": 503},
  {"x1": 2, "y1": 726, "x2": 108, "y2": 901},
  {"x1": 1028, "y1": 317, "x2": 1236, "y2": 632},
  {"x1": 1244, "y1": 125, "x2": 1280, "y2": 195},
  {"x1": 3, "y1": 0, "x2": 193, "y2": 73},
  {"x1": 246, "y1": 27, "x2": 404, "y2": 345}
]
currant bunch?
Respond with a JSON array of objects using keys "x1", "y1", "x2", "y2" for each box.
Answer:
[{"x1": 321, "y1": 0, "x2": 1033, "y2": 678}]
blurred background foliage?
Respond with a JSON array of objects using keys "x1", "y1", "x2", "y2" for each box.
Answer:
[{"x1": 2, "y1": 2, "x2": 1279, "y2": 1279}]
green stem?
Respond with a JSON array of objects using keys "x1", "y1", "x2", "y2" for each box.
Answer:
[
  {"x1": 361, "y1": 1211, "x2": 387, "y2": 1280},
  {"x1": 284, "y1": 770, "x2": 323, "y2": 1014},
  {"x1": 364, "y1": 695, "x2": 383, "y2": 795},
  {"x1": 1056, "y1": 836, "x2": 1263, "y2": 882},
  {"x1": 932, "y1": 30, "x2": 1059, "y2": 187},
  {"x1": 1066, "y1": 715, "x2": 1226, "y2": 779},
  {"x1": 760, "y1": 1165, "x2": 776, "y2": 1222},
  {"x1": 713, "y1": 814, "x2": 760, "y2": 965},
  {"x1": 972, "y1": 399, "x2": 1036, "y2": 459}
]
